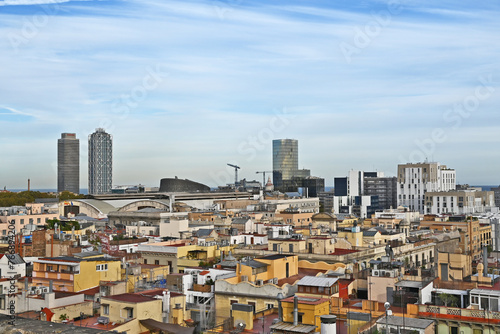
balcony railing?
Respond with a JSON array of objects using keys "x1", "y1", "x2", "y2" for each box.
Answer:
[{"x1": 419, "y1": 305, "x2": 500, "y2": 324}]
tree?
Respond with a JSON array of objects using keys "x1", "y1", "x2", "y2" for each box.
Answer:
[{"x1": 439, "y1": 293, "x2": 458, "y2": 307}]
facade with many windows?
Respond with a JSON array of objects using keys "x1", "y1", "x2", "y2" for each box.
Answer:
[{"x1": 397, "y1": 162, "x2": 456, "y2": 213}]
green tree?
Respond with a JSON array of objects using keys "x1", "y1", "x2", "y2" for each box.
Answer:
[{"x1": 439, "y1": 293, "x2": 458, "y2": 307}]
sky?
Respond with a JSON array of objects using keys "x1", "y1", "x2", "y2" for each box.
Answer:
[{"x1": 1, "y1": 0, "x2": 499, "y2": 190}]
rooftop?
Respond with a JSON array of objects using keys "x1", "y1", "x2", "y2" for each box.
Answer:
[
  {"x1": 297, "y1": 276, "x2": 338, "y2": 287},
  {"x1": 4, "y1": 314, "x2": 111, "y2": 333},
  {"x1": 330, "y1": 248, "x2": 359, "y2": 256},
  {"x1": 259, "y1": 254, "x2": 292, "y2": 260},
  {"x1": 282, "y1": 296, "x2": 330, "y2": 305},
  {"x1": 102, "y1": 293, "x2": 157, "y2": 303},
  {"x1": 377, "y1": 315, "x2": 434, "y2": 329}
]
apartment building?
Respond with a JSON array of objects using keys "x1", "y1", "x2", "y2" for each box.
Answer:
[
  {"x1": 397, "y1": 162, "x2": 456, "y2": 213},
  {"x1": 424, "y1": 189, "x2": 496, "y2": 215},
  {"x1": 420, "y1": 216, "x2": 492, "y2": 259}
]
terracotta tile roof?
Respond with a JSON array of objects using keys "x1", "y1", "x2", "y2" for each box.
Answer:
[{"x1": 330, "y1": 248, "x2": 359, "y2": 255}]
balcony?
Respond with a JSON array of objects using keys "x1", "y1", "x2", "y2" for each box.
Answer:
[
  {"x1": 192, "y1": 284, "x2": 212, "y2": 293},
  {"x1": 32, "y1": 271, "x2": 74, "y2": 281},
  {"x1": 419, "y1": 305, "x2": 500, "y2": 325}
]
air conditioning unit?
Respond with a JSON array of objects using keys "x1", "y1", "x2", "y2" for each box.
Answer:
[
  {"x1": 268, "y1": 279, "x2": 274, "y2": 284},
  {"x1": 273, "y1": 277, "x2": 279, "y2": 285},
  {"x1": 372, "y1": 270, "x2": 379, "y2": 277},
  {"x1": 256, "y1": 279, "x2": 264, "y2": 286},
  {"x1": 97, "y1": 316, "x2": 110, "y2": 325}
]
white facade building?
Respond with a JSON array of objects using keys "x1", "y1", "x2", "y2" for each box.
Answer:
[
  {"x1": 397, "y1": 162, "x2": 456, "y2": 213},
  {"x1": 0, "y1": 254, "x2": 25, "y2": 279},
  {"x1": 424, "y1": 189, "x2": 496, "y2": 215}
]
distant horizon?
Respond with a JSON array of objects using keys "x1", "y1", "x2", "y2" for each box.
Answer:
[{"x1": 5, "y1": 185, "x2": 499, "y2": 196}]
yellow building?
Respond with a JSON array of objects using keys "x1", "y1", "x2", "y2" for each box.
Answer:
[
  {"x1": 275, "y1": 211, "x2": 314, "y2": 227},
  {"x1": 138, "y1": 239, "x2": 234, "y2": 273},
  {"x1": 437, "y1": 250, "x2": 472, "y2": 281},
  {"x1": 32, "y1": 252, "x2": 121, "y2": 292},
  {"x1": 268, "y1": 237, "x2": 306, "y2": 253},
  {"x1": 337, "y1": 226, "x2": 363, "y2": 248},
  {"x1": 215, "y1": 254, "x2": 299, "y2": 319},
  {"x1": 277, "y1": 295, "x2": 330, "y2": 332},
  {"x1": 100, "y1": 292, "x2": 163, "y2": 333}
]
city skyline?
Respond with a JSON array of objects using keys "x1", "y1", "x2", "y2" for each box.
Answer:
[{"x1": 1, "y1": 0, "x2": 500, "y2": 189}]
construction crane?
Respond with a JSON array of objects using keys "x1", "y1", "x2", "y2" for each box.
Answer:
[
  {"x1": 227, "y1": 163, "x2": 240, "y2": 187},
  {"x1": 256, "y1": 171, "x2": 272, "y2": 188}
]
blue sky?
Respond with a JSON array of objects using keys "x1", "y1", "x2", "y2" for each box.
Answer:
[{"x1": 1, "y1": 0, "x2": 499, "y2": 190}]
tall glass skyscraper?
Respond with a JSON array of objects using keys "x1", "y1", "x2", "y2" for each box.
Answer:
[
  {"x1": 57, "y1": 133, "x2": 80, "y2": 194},
  {"x1": 272, "y1": 139, "x2": 300, "y2": 190},
  {"x1": 273, "y1": 139, "x2": 299, "y2": 180},
  {"x1": 88, "y1": 128, "x2": 112, "y2": 195}
]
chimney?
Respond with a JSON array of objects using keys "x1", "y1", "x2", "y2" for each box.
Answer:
[
  {"x1": 293, "y1": 295, "x2": 298, "y2": 326},
  {"x1": 277, "y1": 293, "x2": 283, "y2": 322},
  {"x1": 49, "y1": 280, "x2": 53, "y2": 293},
  {"x1": 28, "y1": 179, "x2": 30, "y2": 192},
  {"x1": 483, "y1": 245, "x2": 488, "y2": 275},
  {"x1": 320, "y1": 315, "x2": 337, "y2": 334}
]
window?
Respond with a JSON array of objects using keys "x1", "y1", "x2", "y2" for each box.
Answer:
[
  {"x1": 248, "y1": 301, "x2": 256, "y2": 313},
  {"x1": 267, "y1": 303, "x2": 274, "y2": 310},
  {"x1": 124, "y1": 307, "x2": 133, "y2": 319},
  {"x1": 144, "y1": 259, "x2": 147, "y2": 264},
  {"x1": 155, "y1": 260, "x2": 159, "y2": 265},
  {"x1": 20, "y1": 219, "x2": 24, "y2": 225},
  {"x1": 96, "y1": 264, "x2": 108, "y2": 271},
  {"x1": 102, "y1": 304, "x2": 109, "y2": 315}
]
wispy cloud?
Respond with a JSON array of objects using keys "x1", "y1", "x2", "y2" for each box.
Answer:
[
  {"x1": 1, "y1": 0, "x2": 499, "y2": 188},
  {"x1": 0, "y1": 0, "x2": 84, "y2": 6}
]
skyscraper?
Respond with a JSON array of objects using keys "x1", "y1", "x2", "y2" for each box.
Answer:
[
  {"x1": 272, "y1": 139, "x2": 299, "y2": 183},
  {"x1": 88, "y1": 128, "x2": 112, "y2": 195},
  {"x1": 57, "y1": 133, "x2": 80, "y2": 194},
  {"x1": 272, "y1": 139, "x2": 312, "y2": 192}
]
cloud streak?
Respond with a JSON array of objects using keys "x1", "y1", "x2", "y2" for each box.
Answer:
[{"x1": 1, "y1": 0, "x2": 499, "y2": 188}]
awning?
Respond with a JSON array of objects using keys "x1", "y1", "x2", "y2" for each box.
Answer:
[{"x1": 140, "y1": 319, "x2": 195, "y2": 334}]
